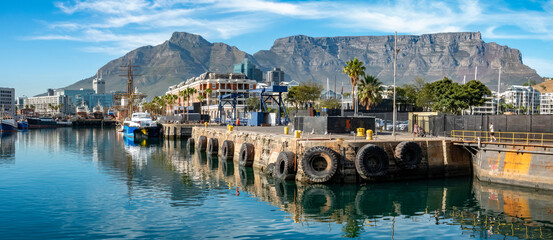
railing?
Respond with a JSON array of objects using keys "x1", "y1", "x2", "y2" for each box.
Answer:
[{"x1": 451, "y1": 130, "x2": 553, "y2": 147}]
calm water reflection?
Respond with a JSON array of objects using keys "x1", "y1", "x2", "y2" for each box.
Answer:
[{"x1": 0, "y1": 128, "x2": 552, "y2": 239}]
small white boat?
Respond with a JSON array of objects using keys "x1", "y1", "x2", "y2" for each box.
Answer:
[{"x1": 123, "y1": 112, "x2": 161, "y2": 138}]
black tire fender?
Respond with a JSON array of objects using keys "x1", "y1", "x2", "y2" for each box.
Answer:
[
  {"x1": 301, "y1": 146, "x2": 339, "y2": 183},
  {"x1": 239, "y1": 142, "x2": 255, "y2": 167},
  {"x1": 394, "y1": 141, "x2": 422, "y2": 169},
  {"x1": 221, "y1": 140, "x2": 234, "y2": 159},
  {"x1": 274, "y1": 151, "x2": 296, "y2": 180},
  {"x1": 207, "y1": 138, "x2": 219, "y2": 155},
  {"x1": 197, "y1": 135, "x2": 207, "y2": 152},
  {"x1": 187, "y1": 138, "x2": 195, "y2": 151},
  {"x1": 355, "y1": 144, "x2": 389, "y2": 179}
]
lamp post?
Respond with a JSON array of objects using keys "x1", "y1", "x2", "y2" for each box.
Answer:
[
  {"x1": 497, "y1": 66, "x2": 501, "y2": 115},
  {"x1": 392, "y1": 32, "x2": 399, "y2": 137}
]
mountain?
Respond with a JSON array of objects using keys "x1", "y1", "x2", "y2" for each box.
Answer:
[
  {"x1": 65, "y1": 32, "x2": 541, "y2": 98},
  {"x1": 66, "y1": 32, "x2": 254, "y2": 98},
  {"x1": 253, "y1": 32, "x2": 541, "y2": 88}
]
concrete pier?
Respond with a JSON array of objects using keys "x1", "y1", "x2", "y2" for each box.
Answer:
[{"x1": 191, "y1": 126, "x2": 472, "y2": 183}]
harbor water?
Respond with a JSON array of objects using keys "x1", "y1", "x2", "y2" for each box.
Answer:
[{"x1": 1, "y1": 128, "x2": 553, "y2": 239}]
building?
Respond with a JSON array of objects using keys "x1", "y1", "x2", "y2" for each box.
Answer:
[
  {"x1": 24, "y1": 94, "x2": 73, "y2": 115},
  {"x1": 266, "y1": 68, "x2": 285, "y2": 86},
  {"x1": 502, "y1": 85, "x2": 540, "y2": 114},
  {"x1": 540, "y1": 93, "x2": 553, "y2": 114},
  {"x1": 233, "y1": 58, "x2": 263, "y2": 82},
  {"x1": 15, "y1": 96, "x2": 27, "y2": 112},
  {"x1": 471, "y1": 95, "x2": 499, "y2": 115},
  {"x1": 92, "y1": 71, "x2": 105, "y2": 94},
  {"x1": 55, "y1": 89, "x2": 96, "y2": 107},
  {"x1": 166, "y1": 72, "x2": 257, "y2": 121},
  {"x1": 0, "y1": 87, "x2": 15, "y2": 116}
]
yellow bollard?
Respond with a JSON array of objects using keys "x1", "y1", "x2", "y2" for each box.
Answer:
[
  {"x1": 380, "y1": 126, "x2": 383, "y2": 133},
  {"x1": 284, "y1": 127, "x2": 289, "y2": 135},
  {"x1": 294, "y1": 130, "x2": 302, "y2": 138},
  {"x1": 366, "y1": 129, "x2": 373, "y2": 140},
  {"x1": 229, "y1": 125, "x2": 234, "y2": 132},
  {"x1": 357, "y1": 128, "x2": 365, "y2": 137},
  {"x1": 205, "y1": 122, "x2": 208, "y2": 128}
]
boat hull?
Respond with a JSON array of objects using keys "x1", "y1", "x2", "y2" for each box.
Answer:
[
  {"x1": 27, "y1": 118, "x2": 59, "y2": 129},
  {"x1": 0, "y1": 120, "x2": 17, "y2": 132},
  {"x1": 123, "y1": 125, "x2": 161, "y2": 139}
]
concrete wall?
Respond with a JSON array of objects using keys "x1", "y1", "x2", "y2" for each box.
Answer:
[
  {"x1": 475, "y1": 145, "x2": 553, "y2": 190},
  {"x1": 192, "y1": 127, "x2": 472, "y2": 183}
]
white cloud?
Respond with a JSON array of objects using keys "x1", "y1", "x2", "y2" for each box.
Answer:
[{"x1": 29, "y1": 0, "x2": 553, "y2": 54}]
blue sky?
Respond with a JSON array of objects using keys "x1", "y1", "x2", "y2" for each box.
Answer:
[{"x1": 2, "y1": 0, "x2": 553, "y2": 97}]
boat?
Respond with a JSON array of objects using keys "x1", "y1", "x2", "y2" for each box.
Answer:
[
  {"x1": 0, "y1": 118, "x2": 17, "y2": 132},
  {"x1": 92, "y1": 101, "x2": 104, "y2": 119},
  {"x1": 17, "y1": 120, "x2": 28, "y2": 130},
  {"x1": 27, "y1": 117, "x2": 58, "y2": 129},
  {"x1": 56, "y1": 119, "x2": 72, "y2": 127},
  {"x1": 76, "y1": 101, "x2": 89, "y2": 119},
  {"x1": 122, "y1": 112, "x2": 161, "y2": 139}
]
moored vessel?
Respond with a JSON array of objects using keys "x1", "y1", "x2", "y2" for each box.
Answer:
[
  {"x1": 0, "y1": 118, "x2": 17, "y2": 132},
  {"x1": 27, "y1": 117, "x2": 58, "y2": 129},
  {"x1": 123, "y1": 112, "x2": 161, "y2": 139}
]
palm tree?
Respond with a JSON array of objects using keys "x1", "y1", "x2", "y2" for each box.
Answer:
[
  {"x1": 357, "y1": 74, "x2": 383, "y2": 110},
  {"x1": 184, "y1": 87, "x2": 197, "y2": 121},
  {"x1": 198, "y1": 94, "x2": 205, "y2": 114},
  {"x1": 342, "y1": 57, "x2": 365, "y2": 115}
]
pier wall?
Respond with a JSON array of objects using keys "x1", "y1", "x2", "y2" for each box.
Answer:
[
  {"x1": 161, "y1": 124, "x2": 194, "y2": 138},
  {"x1": 192, "y1": 127, "x2": 472, "y2": 183},
  {"x1": 474, "y1": 145, "x2": 553, "y2": 190}
]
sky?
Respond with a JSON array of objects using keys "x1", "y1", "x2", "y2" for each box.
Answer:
[{"x1": 2, "y1": 0, "x2": 553, "y2": 98}]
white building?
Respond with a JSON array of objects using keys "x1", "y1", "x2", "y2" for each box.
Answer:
[
  {"x1": 166, "y1": 72, "x2": 257, "y2": 121},
  {"x1": 0, "y1": 87, "x2": 15, "y2": 116},
  {"x1": 24, "y1": 95, "x2": 73, "y2": 115},
  {"x1": 471, "y1": 95, "x2": 498, "y2": 115},
  {"x1": 540, "y1": 93, "x2": 553, "y2": 114},
  {"x1": 501, "y1": 85, "x2": 540, "y2": 114},
  {"x1": 92, "y1": 71, "x2": 105, "y2": 94}
]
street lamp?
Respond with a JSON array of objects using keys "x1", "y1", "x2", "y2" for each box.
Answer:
[{"x1": 392, "y1": 32, "x2": 400, "y2": 137}]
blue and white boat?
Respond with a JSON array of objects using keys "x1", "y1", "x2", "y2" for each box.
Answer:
[
  {"x1": 123, "y1": 112, "x2": 161, "y2": 139},
  {"x1": 0, "y1": 118, "x2": 17, "y2": 132}
]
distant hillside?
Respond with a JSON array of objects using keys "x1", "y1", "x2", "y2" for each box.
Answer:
[
  {"x1": 534, "y1": 79, "x2": 553, "y2": 93},
  {"x1": 64, "y1": 31, "x2": 542, "y2": 98}
]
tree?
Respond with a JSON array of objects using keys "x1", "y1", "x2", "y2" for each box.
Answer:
[
  {"x1": 285, "y1": 86, "x2": 301, "y2": 110},
  {"x1": 357, "y1": 74, "x2": 383, "y2": 110},
  {"x1": 246, "y1": 97, "x2": 260, "y2": 111},
  {"x1": 183, "y1": 87, "x2": 197, "y2": 121},
  {"x1": 319, "y1": 98, "x2": 340, "y2": 109},
  {"x1": 463, "y1": 80, "x2": 491, "y2": 114},
  {"x1": 197, "y1": 94, "x2": 205, "y2": 114},
  {"x1": 413, "y1": 77, "x2": 432, "y2": 110},
  {"x1": 429, "y1": 77, "x2": 468, "y2": 114},
  {"x1": 343, "y1": 58, "x2": 365, "y2": 115},
  {"x1": 523, "y1": 80, "x2": 537, "y2": 86}
]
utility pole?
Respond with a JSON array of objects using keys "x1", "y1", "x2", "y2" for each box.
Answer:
[
  {"x1": 497, "y1": 66, "x2": 501, "y2": 115},
  {"x1": 475, "y1": 66, "x2": 478, "y2": 81},
  {"x1": 393, "y1": 31, "x2": 399, "y2": 137}
]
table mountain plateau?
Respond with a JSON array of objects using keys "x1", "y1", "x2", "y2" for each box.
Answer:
[{"x1": 64, "y1": 31, "x2": 541, "y2": 98}]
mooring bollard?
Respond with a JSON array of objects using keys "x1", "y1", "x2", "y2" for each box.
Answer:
[
  {"x1": 357, "y1": 128, "x2": 365, "y2": 137},
  {"x1": 294, "y1": 130, "x2": 302, "y2": 138},
  {"x1": 229, "y1": 125, "x2": 234, "y2": 132},
  {"x1": 366, "y1": 129, "x2": 373, "y2": 140},
  {"x1": 205, "y1": 122, "x2": 208, "y2": 128},
  {"x1": 284, "y1": 127, "x2": 289, "y2": 135}
]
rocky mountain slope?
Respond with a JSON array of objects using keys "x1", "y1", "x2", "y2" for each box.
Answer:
[{"x1": 66, "y1": 32, "x2": 541, "y2": 98}]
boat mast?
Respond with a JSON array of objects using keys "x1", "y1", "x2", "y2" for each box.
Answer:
[{"x1": 119, "y1": 59, "x2": 141, "y2": 116}]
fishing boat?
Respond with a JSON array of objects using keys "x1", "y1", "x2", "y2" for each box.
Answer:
[
  {"x1": 76, "y1": 101, "x2": 89, "y2": 119},
  {"x1": 0, "y1": 105, "x2": 17, "y2": 132},
  {"x1": 27, "y1": 117, "x2": 58, "y2": 129},
  {"x1": 92, "y1": 101, "x2": 104, "y2": 119},
  {"x1": 56, "y1": 119, "x2": 72, "y2": 127},
  {"x1": 122, "y1": 112, "x2": 161, "y2": 139},
  {"x1": 17, "y1": 120, "x2": 28, "y2": 130},
  {"x1": 0, "y1": 118, "x2": 17, "y2": 132}
]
